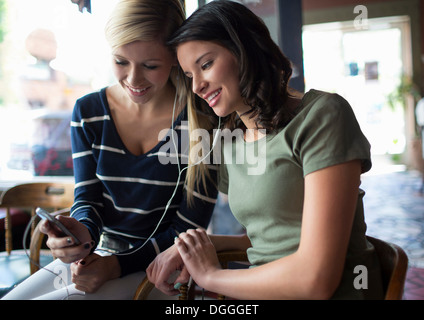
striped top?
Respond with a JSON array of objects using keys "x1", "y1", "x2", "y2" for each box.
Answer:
[{"x1": 70, "y1": 88, "x2": 218, "y2": 276}]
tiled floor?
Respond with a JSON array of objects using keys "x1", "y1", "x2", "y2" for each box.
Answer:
[{"x1": 361, "y1": 155, "x2": 424, "y2": 300}]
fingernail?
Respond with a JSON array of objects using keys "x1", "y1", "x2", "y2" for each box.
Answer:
[
  {"x1": 174, "y1": 236, "x2": 179, "y2": 242},
  {"x1": 174, "y1": 282, "x2": 182, "y2": 290}
]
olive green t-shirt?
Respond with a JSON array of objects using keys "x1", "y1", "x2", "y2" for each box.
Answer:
[{"x1": 218, "y1": 89, "x2": 383, "y2": 299}]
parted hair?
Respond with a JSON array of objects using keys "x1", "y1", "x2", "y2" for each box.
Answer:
[
  {"x1": 168, "y1": 0, "x2": 295, "y2": 132},
  {"x1": 105, "y1": 0, "x2": 187, "y2": 107},
  {"x1": 168, "y1": 1, "x2": 296, "y2": 200}
]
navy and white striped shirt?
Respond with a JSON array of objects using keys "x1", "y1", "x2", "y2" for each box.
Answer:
[{"x1": 70, "y1": 88, "x2": 218, "y2": 276}]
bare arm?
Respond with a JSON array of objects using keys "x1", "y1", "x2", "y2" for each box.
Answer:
[
  {"x1": 146, "y1": 232, "x2": 251, "y2": 295},
  {"x1": 176, "y1": 160, "x2": 362, "y2": 299}
]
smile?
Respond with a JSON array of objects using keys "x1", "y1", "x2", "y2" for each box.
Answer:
[
  {"x1": 128, "y1": 86, "x2": 148, "y2": 93},
  {"x1": 205, "y1": 89, "x2": 222, "y2": 106},
  {"x1": 126, "y1": 84, "x2": 150, "y2": 97}
]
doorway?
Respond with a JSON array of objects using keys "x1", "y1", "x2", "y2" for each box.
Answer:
[{"x1": 302, "y1": 15, "x2": 413, "y2": 156}]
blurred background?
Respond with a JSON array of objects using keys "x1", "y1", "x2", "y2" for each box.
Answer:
[
  {"x1": 0, "y1": 0, "x2": 423, "y2": 299},
  {"x1": 0, "y1": 0, "x2": 423, "y2": 180}
]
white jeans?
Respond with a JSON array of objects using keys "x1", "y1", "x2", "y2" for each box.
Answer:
[{"x1": 2, "y1": 257, "x2": 174, "y2": 300}]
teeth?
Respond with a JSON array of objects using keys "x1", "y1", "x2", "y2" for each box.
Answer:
[
  {"x1": 129, "y1": 87, "x2": 146, "y2": 93},
  {"x1": 207, "y1": 90, "x2": 221, "y2": 102}
]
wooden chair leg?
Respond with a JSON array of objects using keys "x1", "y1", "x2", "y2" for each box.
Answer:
[{"x1": 5, "y1": 208, "x2": 12, "y2": 254}]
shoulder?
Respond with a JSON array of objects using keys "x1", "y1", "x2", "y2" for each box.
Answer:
[
  {"x1": 290, "y1": 90, "x2": 371, "y2": 174},
  {"x1": 296, "y1": 89, "x2": 357, "y2": 130},
  {"x1": 302, "y1": 89, "x2": 351, "y2": 114},
  {"x1": 72, "y1": 88, "x2": 109, "y2": 120},
  {"x1": 75, "y1": 88, "x2": 107, "y2": 106}
]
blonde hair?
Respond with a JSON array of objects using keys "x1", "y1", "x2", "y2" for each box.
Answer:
[
  {"x1": 185, "y1": 92, "x2": 219, "y2": 204},
  {"x1": 105, "y1": 0, "x2": 215, "y2": 204},
  {"x1": 104, "y1": 0, "x2": 186, "y2": 107}
]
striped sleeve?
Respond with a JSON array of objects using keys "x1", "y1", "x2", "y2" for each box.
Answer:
[{"x1": 70, "y1": 93, "x2": 107, "y2": 244}]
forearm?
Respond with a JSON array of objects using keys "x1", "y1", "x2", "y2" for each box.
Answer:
[{"x1": 202, "y1": 252, "x2": 332, "y2": 300}]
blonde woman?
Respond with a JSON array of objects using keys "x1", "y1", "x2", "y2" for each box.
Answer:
[{"x1": 3, "y1": 0, "x2": 217, "y2": 300}]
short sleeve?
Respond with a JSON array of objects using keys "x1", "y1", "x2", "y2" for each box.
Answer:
[{"x1": 294, "y1": 93, "x2": 372, "y2": 176}]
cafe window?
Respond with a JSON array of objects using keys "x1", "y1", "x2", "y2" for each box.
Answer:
[
  {"x1": 0, "y1": 0, "x2": 280, "y2": 183},
  {"x1": 0, "y1": 0, "x2": 118, "y2": 182}
]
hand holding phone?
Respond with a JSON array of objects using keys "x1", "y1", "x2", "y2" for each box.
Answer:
[{"x1": 36, "y1": 207, "x2": 81, "y2": 245}]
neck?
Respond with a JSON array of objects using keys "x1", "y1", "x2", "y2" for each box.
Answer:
[
  {"x1": 236, "y1": 104, "x2": 257, "y2": 130},
  {"x1": 237, "y1": 111, "x2": 266, "y2": 142},
  {"x1": 244, "y1": 127, "x2": 266, "y2": 142}
]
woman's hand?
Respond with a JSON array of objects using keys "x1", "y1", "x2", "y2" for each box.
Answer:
[
  {"x1": 147, "y1": 244, "x2": 190, "y2": 295},
  {"x1": 40, "y1": 215, "x2": 94, "y2": 263},
  {"x1": 174, "y1": 229, "x2": 221, "y2": 289},
  {"x1": 71, "y1": 254, "x2": 121, "y2": 293}
]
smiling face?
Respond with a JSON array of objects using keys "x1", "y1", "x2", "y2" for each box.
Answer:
[
  {"x1": 177, "y1": 40, "x2": 250, "y2": 117},
  {"x1": 112, "y1": 40, "x2": 175, "y2": 105}
]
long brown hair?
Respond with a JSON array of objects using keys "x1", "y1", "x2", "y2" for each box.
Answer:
[
  {"x1": 168, "y1": 0, "x2": 295, "y2": 132},
  {"x1": 168, "y1": 1, "x2": 296, "y2": 199}
]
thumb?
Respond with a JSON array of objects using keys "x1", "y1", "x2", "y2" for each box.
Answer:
[{"x1": 79, "y1": 251, "x2": 97, "y2": 266}]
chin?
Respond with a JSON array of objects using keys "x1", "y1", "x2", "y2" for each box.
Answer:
[{"x1": 211, "y1": 106, "x2": 232, "y2": 118}]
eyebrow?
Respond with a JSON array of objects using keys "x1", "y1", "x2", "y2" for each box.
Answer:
[
  {"x1": 182, "y1": 51, "x2": 213, "y2": 76},
  {"x1": 113, "y1": 54, "x2": 162, "y2": 62},
  {"x1": 195, "y1": 52, "x2": 212, "y2": 64}
]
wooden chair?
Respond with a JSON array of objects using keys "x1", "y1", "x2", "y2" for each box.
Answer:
[
  {"x1": 133, "y1": 236, "x2": 409, "y2": 300},
  {"x1": 133, "y1": 250, "x2": 248, "y2": 300},
  {"x1": 366, "y1": 235, "x2": 408, "y2": 300},
  {"x1": 0, "y1": 182, "x2": 74, "y2": 297}
]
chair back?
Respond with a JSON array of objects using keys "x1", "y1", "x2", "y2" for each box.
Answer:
[
  {"x1": 0, "y1": 182, "x2": 74, "y2": 255},
  {"x1": 366, "y1": 235, "x2": 408, "y2": 300}
]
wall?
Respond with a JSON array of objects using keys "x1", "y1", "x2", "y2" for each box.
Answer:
[
  {"x1": 302, "y1": 0, "x2": 424, "y2": 94},
  {"x1": 302, "y1": 0, "x2": 424, "y2": 171}
]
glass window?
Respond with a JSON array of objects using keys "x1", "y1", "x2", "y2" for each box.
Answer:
[
  {"x1": 303, "y1": 16, "x2": 412, "y2": 156},
  {"x1": 0, "y1": 0, "x2": 118, "y2": 183}
]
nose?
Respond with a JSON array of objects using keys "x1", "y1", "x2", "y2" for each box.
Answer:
[
  {"x1": 192, "y1": 74, "x2": 207, "y2": 96},
  {"x1": 127, "y1": 65, "x2": 144, "y2": 86}
]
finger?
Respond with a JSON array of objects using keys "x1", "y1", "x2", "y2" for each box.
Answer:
[
  {"x1": 77, "y1": 251, "x2": 97, "y2": 266},
  {"x1": 178, "y1": 231, "x2": 197, "y2": 247},
  {"x1": 150, "y1": 265, "x2": 180, "y2": 295},
  {"x1": 147, "y1": 258, "x2": 165, "y2": 284},
  {"x1": 71, "y1": 261, "x2": 87, "y2": 278},
  {"x1": 174, "y1": 267, "x2": 190, "y2": 285},
  {"x1": 49, "y1": 241, "x2": 94, "y2": 263},
  {"x1": 174, "y1": 237, "x2": 189, "y2": 255},
  {"x1": 195, "y1": 228, "x2": 210, "y2": 243},
  {"x1": 72, "y1": 275, "x2": 90, "y2": 292},
  {"x1": 187, "y1": 229, "x2": 208, "y2": 244},
  {"x1": 156, "y1": 281, "x2": 179, "y2": 296},
  {"x1": 146, "y1": 263, "x2": 154, "y2": 279},
  {"x1": 39, "y1": 220, "x2": 51, "y2": 234},
  {"x1": 46, "y1": 235, "x2": 76, "y2": 250}
]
